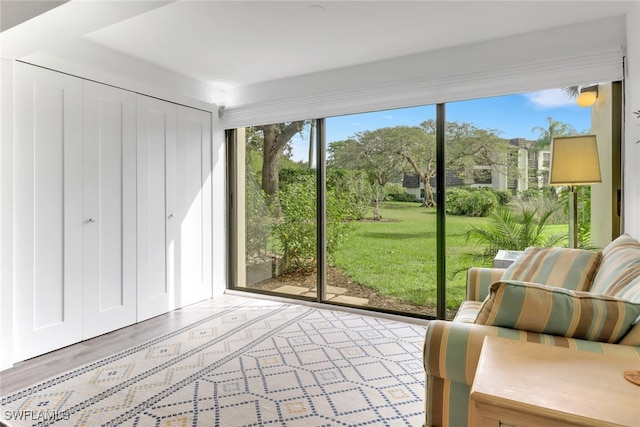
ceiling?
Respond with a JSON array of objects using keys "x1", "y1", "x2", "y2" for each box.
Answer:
[{"x1": 0, "y1": 0, "x2": 635, "y2": 104}]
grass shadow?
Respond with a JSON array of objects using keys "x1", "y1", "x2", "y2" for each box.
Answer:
[{"x1": 360, "y1": 231, "x2": 437, "y2": 240}]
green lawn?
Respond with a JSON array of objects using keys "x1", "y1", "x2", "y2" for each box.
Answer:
[{"x1": 332, "y1": 201, "x2": 491, "y2": 310}]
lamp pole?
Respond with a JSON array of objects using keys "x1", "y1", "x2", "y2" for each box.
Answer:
[{"x1": 568, "y1": 185, "x2": 578, "y2": 249}]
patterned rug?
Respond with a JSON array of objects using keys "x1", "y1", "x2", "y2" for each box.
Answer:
[{"x1": 1, "y1": 300, "x2": 426, "y2": 426}]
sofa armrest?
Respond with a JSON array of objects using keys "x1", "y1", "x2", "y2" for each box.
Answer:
[
  {"x1": 423, "y1": 320, "x2": 640, "y2": 387},
  {"x1": 466, "y1": 267, "x2": 506, "y2": 301}
]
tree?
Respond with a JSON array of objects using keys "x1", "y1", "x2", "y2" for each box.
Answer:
[
  {"x1": 327, "y1": 138, "x2": 359, "y2": 169},
  {"x1": 561, "y1": 86, "x2": 580, "y2": 100},
  {"x1": 328, "y1": 121, "x2": 512, "y2": 209},
  {"x1": 408, "y1": 120, "x2": 511, "y2": 207},
  {"x1": 531, "y1": 117, "x2": 581, "y2": 186},
  {"x1": 329, "y1": 131, "x2": 404, "y2": 187},
  {"x1": 328, "y1": 131, "x2": 405, "y2": 219},
  {"x1": 531, "y1": 116, "x2": 578, "y2": 149},
  {"x1": 254, "y1": 121, "x2": 306, "y2": 195},
  {"x1": 386, "y1": 125, "x2": 437, "y2": 207}
]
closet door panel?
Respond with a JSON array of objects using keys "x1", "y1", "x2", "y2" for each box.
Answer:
[
  {"x1": 137, "y1": 95, "x2": 176, "y2": 321},
  {"x1": 13, "y1": 63, "x2": 83, "y2": 361},
  {"x1": 82, "y1": 81, "x2": 137, "y2": 339},
  {"x1": 176, "y1": 106, "x2": 212, "y2": 307}
]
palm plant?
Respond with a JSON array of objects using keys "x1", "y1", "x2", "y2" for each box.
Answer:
[
  {"x1": 464, "y1": 204, "x2": 566, "y2": 265},
  {"x1": 556, "y1": 185, "x2": 596, "y2": 250}
]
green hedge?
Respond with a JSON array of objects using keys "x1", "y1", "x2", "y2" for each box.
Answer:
[
  {"x1": 446, "y1": 187, "x2": 499, "y2": 217},
  {"x1": 273, "y1": 170, "x2": 358, "y2": 271}
]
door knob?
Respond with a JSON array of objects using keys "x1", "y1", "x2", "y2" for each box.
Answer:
[
  {"x1": 168, "y1": 213, "x2": 175, "y2": 220},
  {"x1": 88, "y1": 218, "x2": 97, "y2": 223}
]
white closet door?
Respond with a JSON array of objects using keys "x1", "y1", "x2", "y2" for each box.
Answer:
[
  {"x1": 137, "y1": 95, "x2": 177, "y2": 321},
  {"x1": 82, "y1": 81, "x2": 137, "y2": 338},
  {"x1": 175, "y1": 106, "x2": 212, "y2": 307},
  {"x1": 13, "y1": 63, "x2": 83, "y2": 361}
]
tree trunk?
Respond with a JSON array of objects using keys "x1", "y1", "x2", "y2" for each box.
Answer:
[
  {"x1": 308, "y1": 120, "x2": 315, "y2": 168},
  {"x1": 423, "y1": 177, "x2": 435, "y2": 208},
  {"x1": 372, "y1": 184, "x2": 383, "y2": 220},
  {"x1": 402, "y1": 153, "x2": 436, "y2": 208},
  {"x1": 262, "y1": 126, "x2": 281, "y2": 196},
  {"x1": 259, "y1": 121, "x2": 306, "y2": 196}
]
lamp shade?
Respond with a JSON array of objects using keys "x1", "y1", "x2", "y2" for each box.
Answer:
[{"x1": 549, "y1": 135, "x2": 601, "y2": 185}]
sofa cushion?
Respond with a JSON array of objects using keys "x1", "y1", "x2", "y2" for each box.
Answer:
[
  {"x1": 619, "y1": 321, "x2": 640, "y2": 346},
  {"x1": 590, "y1": 234, "x2": 640, "y2": 302},
  {"x1": 500, "y1": 246, "x2": 601, "y2": 291},
  {"x1": 475, "y1": 280, "x2": 640, "y2": 343}
]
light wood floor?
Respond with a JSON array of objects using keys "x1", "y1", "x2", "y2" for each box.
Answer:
[
  {"x1": 0, "y1": 292, "x2": 428, "y2": 396},
  {"x1": 0, "y1": 294, "x2": 252, "y2": 395}
]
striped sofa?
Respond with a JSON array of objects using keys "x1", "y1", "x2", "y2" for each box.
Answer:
[{"x1": 423, "y1": 233, "x2": 640, "y2": 427}]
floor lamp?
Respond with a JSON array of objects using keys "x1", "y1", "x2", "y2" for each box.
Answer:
[{"x1": 549, "y1": 135, "x2": 602, "y2": 249}]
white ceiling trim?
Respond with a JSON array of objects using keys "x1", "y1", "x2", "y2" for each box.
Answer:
[
  {"x1": 221, "y1": 48, "x2": 623, "y2": 129},
  {"x1": 222, "y1": 14, "x2": 626, "y2": 127}
]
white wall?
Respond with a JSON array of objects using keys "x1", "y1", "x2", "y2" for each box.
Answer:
[
  {"x1": 223, "y1": 16, "x2": 625, "y2": 128},
  {"x1": 22, "y1": 45, "x2": 221, "y2": 109},
  {"x1": 591, "y1": 84, "x2": 613, "y2": 248},
  {"x1": 624, "y1": 2, "x2": 640, "y2": 240},
  {"x1": 0, "y1": 59, "x2": 14, "y2": 370}
]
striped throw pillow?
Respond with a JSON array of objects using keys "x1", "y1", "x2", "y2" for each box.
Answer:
[
  {"x1": 501, "y1": 247, "x2": 601, "y2": 291},
  {"x1": 590, "y1": 234, "x2": 640, "y2": 302},
  {"x1": 475, "y1": 280, "x2": 640, "y2": 344}
]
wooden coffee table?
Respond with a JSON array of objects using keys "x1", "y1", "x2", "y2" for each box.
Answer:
[{"x1": 470, "y1": 336, "x2": 640, "y2": 427}]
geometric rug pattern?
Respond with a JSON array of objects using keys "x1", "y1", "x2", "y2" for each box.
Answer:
[{"x1": 1, "y1": 300, "x2": 426, "y2": 426}]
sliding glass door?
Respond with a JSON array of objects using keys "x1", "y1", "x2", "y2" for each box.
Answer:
[
  {"x1": 325, "y1": 106, "x2": 439, "y2": 316},
  {"x1": 228, "y1": 82, "x2": 619, "y2": 319},
  {"x1": 229, "y1": 122, "x2": 318, "y2": 299}
]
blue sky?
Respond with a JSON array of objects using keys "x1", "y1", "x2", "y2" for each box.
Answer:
[{"x1": 289, "y1": 88, "x2": 592, "y2": 162}]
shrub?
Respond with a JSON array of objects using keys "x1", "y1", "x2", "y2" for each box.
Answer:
[
  {"x1": 271, "y1": 173, "x2": 355, "y2": 272},
  {"x1": 271, "y1": 175, "x2": 317, "y2": 271},
  {"x1": 513, "y1": 192, "x2": 564, "y2": 225},
  {"x1": 280, "y1": 168, "x2": 372, "y2": 220},
  {"x1": 494, "y1": 189, "x2": 513, "y2": 206},
  {"x1": 245, "y1": 175, "x2": 271, "y2": 261},
  {"x1": 386, "y1": 192, "x2": 419, "y2": 203},
  {"x1": 384, "y1": 182, "x2": 405, "y2": 197},
  {"x1": 557, "y1": 185, "x2": 594, "y2": 249},
  {"x1": 326, "y1": 187, "x2": 357, "y2": 260},
  {"x1": 446, "y1": 187, "x2": 498, "y2": 217},
  {"x1": 465, "y1": 204, "x2": 566, "y2": 265},
  {"x1": 279, "y1": 167, "x2": 315, "y2": 186},
  {"x1": 520, "y1": 188, "x2": 542, "y2": 201},
  {"x1": 327, "y1": 169, "x2": 372, "y2": 220}
]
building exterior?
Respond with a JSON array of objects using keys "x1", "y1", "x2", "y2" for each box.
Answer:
[{"x1": 402, "y1": 138, "x2": 550, "y2": 200}]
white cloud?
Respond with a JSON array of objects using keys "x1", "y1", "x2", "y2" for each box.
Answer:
[
  {"x1": 524, "y1": 89, "x2": 574, "y2": 109},
  {"x1": 383, "y1": 115, "x2": 393, "y2": 120}
]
